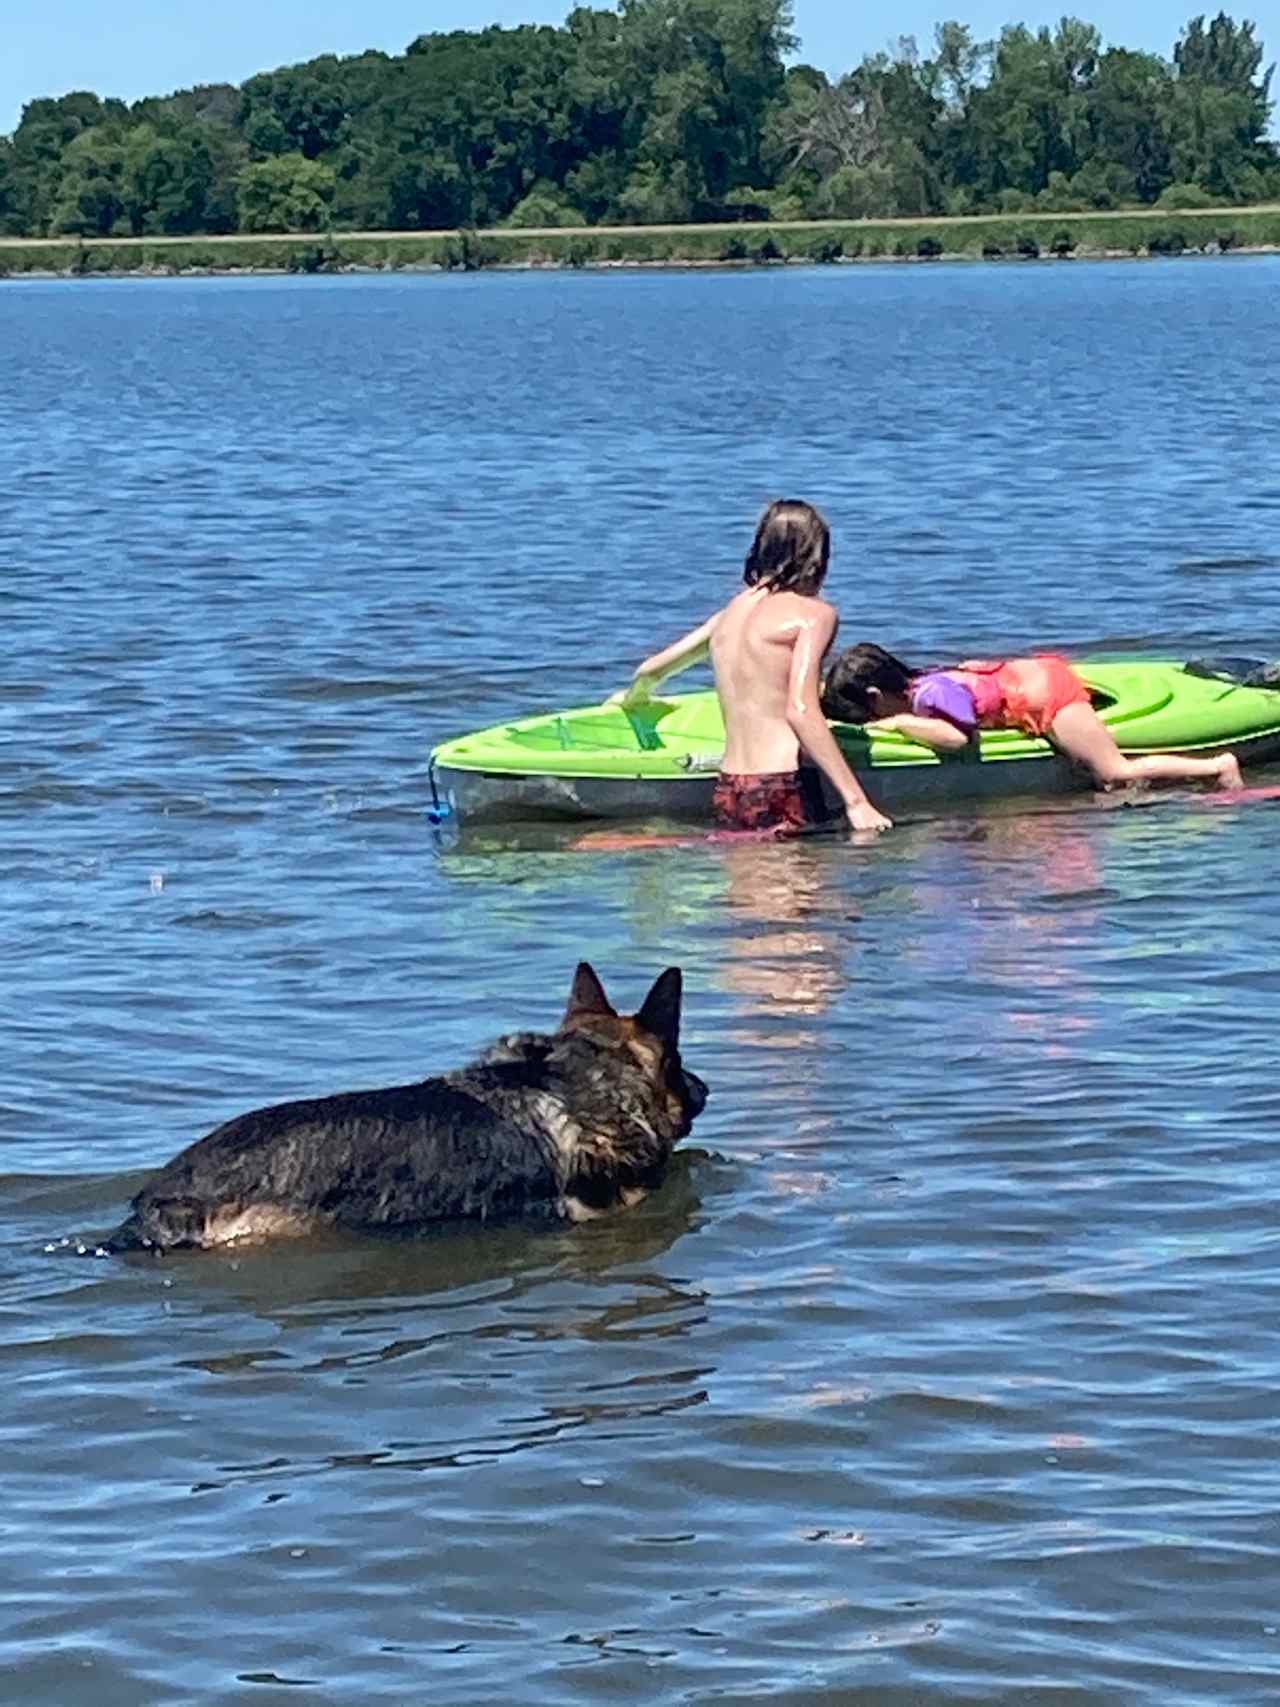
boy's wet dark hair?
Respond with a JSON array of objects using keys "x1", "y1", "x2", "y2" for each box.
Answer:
[
  {"x1": 821, "y1": 642, "x2": 914, "y2": 723},
  {"x1": 743, "y1": 499, "x2": 830, "y2": 596}
]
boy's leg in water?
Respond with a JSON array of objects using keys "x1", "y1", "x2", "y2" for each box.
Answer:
[{"x1": 1050, "y1": 702, "x2": 1243, "y2": 789}]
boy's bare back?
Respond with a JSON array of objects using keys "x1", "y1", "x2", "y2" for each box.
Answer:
[{"x1": 711, "y1": 587, "x2": 835, "y2": 775}]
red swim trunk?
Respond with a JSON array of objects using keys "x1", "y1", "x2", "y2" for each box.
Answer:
[
  {"x1": 711, "y1": 768, "x2": 830, "y2": 835},
  {"x1": 965, "y1": 655, "x2": 1092, "y2": 737}
]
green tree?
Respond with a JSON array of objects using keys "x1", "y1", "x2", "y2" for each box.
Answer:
[
  {"x1": 120, "y1": 123, "x2": 235, "y2": 233},
  {"x1": 48, "y1": 127, "x2": 128, "y2": 234},
  {"x1": 934, "y1": 20, "x2": 992, "y2": 109},
  {"x1": 506, "y1": 179, "x2": 586, "y2": 224},
  {"x1": 953, "y1": 19, "x2": 1100, "y2": 201},
  {"x1": 1086, "y1": 49, "x2": 1174, "y2": 202},
  {"x1": 616, "y1": 0, "x2": 795, "y2": 215},
  {"x1": 11, "y1": 92, "x2": 126, "y2": 233},
  {"x1": 769, "y1": 40, "x2": 942, "y2": 216},
  {"x1": 809, "y1": 161, "x2": 899, "y2": 217},
  {"x1": 131, "y1": 82, "x2": 242, "y2": 131},
  {"x1": 1176, "y1": 11, "x2": 1272, "y2": 115},
  {"x1": 240, "y1": 54, "x2": 390, "y2": 160},
  {"x1": 236, "y1": 152, "x2": 336, "y2": 231},
  {"x1": 559, "y1": 2, "x2": 632, "y2": 214},
  {"x1": 0, "y1": 137, "x2": 19, "y2": 234},
  {"x1": 374, "y1": 26, "x2": 578, "y2": 227},
  {"x1": 1169, "y1": 14, "x2": 1276, "y2": 197}
]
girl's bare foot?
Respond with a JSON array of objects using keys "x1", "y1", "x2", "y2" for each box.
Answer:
[{"x1": 1215, "y1": 753, "x2": 1243, "y2": 790}]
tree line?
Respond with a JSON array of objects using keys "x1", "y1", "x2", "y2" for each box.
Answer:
[{"x1": 1, "y1": 3, "x2": 1275, "y2": 239}]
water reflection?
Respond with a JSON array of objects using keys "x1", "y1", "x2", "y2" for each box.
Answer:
[
  {"x1": 438, "y1": 826, "x2": 854, "y2": 1038},
  {"x1": 929, "y1": 807, "x2": 1107, "y2": 1054},
  {"x1": 12, "y1": 1156, "x2": 721, "y2": 1495},
  {"x1": 713, "y1": 836, "x2": 850, "y2": 1029},
  {"x1": 65, "y1": 1152, "x2": 710, "y2": 1308},
  {"x1": 427, "y1": 790, "x2": 1265, "y2": 1084}
]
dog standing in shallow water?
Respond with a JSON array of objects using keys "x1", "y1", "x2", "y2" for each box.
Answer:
[{"x1": 106, "y1": 964, "x2": 707, "y2": 1253}]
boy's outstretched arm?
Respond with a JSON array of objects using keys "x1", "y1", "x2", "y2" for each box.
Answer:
[
  {"x1": 609, "y1": 613, "x2": 719, "y2": 707},
  {"x1": 786, "y1": 607, "x2": 892, "y2": 833}
]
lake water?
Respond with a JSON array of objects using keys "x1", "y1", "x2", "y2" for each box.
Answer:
[{"x1": 3, "y1": 258, "x2": 1280, "y2": 1705}]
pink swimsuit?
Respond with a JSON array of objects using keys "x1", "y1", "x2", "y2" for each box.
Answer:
[{"x1": 913, "y1": 656, "x2": 1091, "y2": 738}]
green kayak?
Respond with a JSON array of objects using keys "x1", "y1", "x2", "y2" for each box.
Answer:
[{"x1": 428, "y1": 659, "x2": 1280, "y2": 825}]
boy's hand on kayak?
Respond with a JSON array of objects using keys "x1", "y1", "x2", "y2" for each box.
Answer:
[{"x1": 846, "y1": 799, "x2": 892, "y2": 833}]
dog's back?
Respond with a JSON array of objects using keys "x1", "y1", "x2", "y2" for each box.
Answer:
[
  {"x1": 109, "y1": 1068, "x2": 567, "y2": 1251},
  {"x1": 108, "y1": 964, "x2": 706, "y2": 1253}
]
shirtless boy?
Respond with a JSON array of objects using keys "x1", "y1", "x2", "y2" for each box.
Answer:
[{"x1": 613, "y1": 500, "x2": 891, "y2": 835}]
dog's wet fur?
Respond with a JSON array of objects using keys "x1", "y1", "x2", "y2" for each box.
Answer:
[{"x1": 106, "y1": 964, "x2": 707, "y2": 1254}]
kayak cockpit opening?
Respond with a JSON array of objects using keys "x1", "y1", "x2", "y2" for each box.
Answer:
[{"x1": 1185, "y1": 656, "x2": 1280, "y2": 690}]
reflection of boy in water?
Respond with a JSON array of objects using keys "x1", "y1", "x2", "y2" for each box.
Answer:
[
  {"x1": 612, "y1": 501, "x2": 891, "y2": 836},
  {"x1": 717, "y1": 837, "x2": 848, "y2": 1024}
]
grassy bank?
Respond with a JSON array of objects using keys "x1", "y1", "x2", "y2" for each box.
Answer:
[{"x1": 3, "y1": 205, "x2": 1280, "y2": 277}]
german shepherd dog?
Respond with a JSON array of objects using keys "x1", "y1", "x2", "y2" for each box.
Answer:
[{"x1": 106, "y1": 964, "x2": 707, "y2": 1253}]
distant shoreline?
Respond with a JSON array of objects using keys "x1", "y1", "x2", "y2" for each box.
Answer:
[
  {"x1": 5, "y1": 251, "x2": 1279, "y2": 284},
  {"x1": 4, "y1": 206, "x2": 1279, "y2": 280}
]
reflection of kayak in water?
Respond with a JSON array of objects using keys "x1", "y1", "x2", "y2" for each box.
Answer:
[
  {"x1": 566, "y1": 782, "x2": 1280, "y2": 854},
  {"x1": 429, "y1": 659, "x2": 1280, "y2": 827},
  {"x1": 570, "y1": 824, "x2": 800, "y2": 852},
  {"x1": 1112, "y1": 781, "x2": 1280, "y2": 811}
]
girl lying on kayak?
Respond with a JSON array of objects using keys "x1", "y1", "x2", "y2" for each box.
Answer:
[{"x1": 820, "y1": 644, "x2": 1243, "y2": 791}]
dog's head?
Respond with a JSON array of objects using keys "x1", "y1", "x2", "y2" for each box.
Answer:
[
  {"x1": 542, "y1": 962, "x2": 708, "y2": 1211},
  {"x1": 561, "y1": 961, "x2": 707, "y2": 1131}
]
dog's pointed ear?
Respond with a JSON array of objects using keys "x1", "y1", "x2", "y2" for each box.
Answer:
[
  {"x1": 636, "y1": 967, "x2": 682, "y2": 1048},
  {"x1": 563, "y1": 961, "x2": 616, "y2": 1024}
]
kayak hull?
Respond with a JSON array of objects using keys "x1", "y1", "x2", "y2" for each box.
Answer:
[
  {"x1": 430, "y1": 747, "x2": 1089, "y2": 823},
  {"x1": 429, "y1": 661, "x2": 1280, "y2": 826}
]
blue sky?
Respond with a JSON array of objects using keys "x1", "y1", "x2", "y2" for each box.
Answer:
[{"x1": 6, "y1": 0, "x2": 1278, "y2": 134}]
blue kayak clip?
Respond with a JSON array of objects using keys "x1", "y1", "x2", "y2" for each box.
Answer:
[{"x1": 426, "y1": 759, "x2": 453, "y2": 823}]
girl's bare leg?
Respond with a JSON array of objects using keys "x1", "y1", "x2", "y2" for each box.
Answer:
[{"x1": 1050, "y1": 702, "x2": 1243, "y2": 789}]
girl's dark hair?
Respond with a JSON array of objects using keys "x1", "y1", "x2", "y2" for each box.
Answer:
[
  {"x1": 821, "y1": 642, "x2": 914, "y2": 723},
  {"x1": 743, "y1": 499, "x2": 830, "y2": 595}
]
